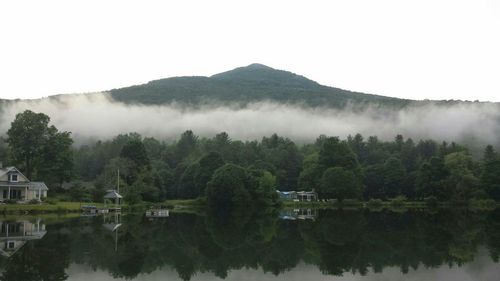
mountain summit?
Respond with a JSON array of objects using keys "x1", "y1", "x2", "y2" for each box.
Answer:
[
  {"x1": 211, "y1": 64, "x2": 320, "y2": 90},
  {"x1": 109, "y1": 64, "x2": 408, "y2": 108}
]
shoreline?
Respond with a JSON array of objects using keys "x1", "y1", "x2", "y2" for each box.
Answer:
[{"x1": 1, "y1": 199, "x2": 498, "y2": 214}]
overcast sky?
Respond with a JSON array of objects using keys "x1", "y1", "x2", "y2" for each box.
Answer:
[{"x1": 1, "y1": 0, "x2": 499, "y2": 101}]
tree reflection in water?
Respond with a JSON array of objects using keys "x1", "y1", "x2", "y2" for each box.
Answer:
[{"x1": 0, "y1": 208, "x2": 499, "y2": 281}]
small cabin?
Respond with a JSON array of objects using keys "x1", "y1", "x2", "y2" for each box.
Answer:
[
  {"x1": 103, "y1": 190, "x2": 123, "y2": 212},
  {"x1": 276, "y1": 190, "x2": 318, "y2": 202}
]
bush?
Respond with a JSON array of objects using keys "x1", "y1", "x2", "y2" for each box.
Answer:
[
  {"x1": 69, "y1": 183, "x2": 91, "y2": 202},
  {"x1": 366, "y1": 199, "x2": 384, "y2": 208},
  {"x1": 334, "y1": 199, "x2": 362, "y2": 207},
  {"x1": 424, "y1": 196, "x2": 439, "y2": 207},
  {"x1": 124, "y1": 188, "x2": 142, "y2": 205},
  {"x1": 3, "y1": 199, "x2": 17, "y2": 204},
  {"x1": 29, "y1": 199, "x2": 40, "y2": 204},
  {"x1": 43, "y1": 198, "x2": 59, "y2": 205},
  {"x1": 390, "y1": 196, "x2": 407, "y2": 207},
  {"x1": 469, "y1": 199, "x2": 497, "y2": 210}
]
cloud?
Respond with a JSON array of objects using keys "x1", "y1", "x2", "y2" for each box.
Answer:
[
  {"x1": 64, "y1": 256, "x2": 500, "y2": 281},
  {"x1": 0, "y1": 94, "x2": 499, "y2": 150}
]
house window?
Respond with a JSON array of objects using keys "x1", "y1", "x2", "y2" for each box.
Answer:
[
  {"x1": 9, "y1": 174, "x2": 18, "y2": 182},
  {"x1": 7, "y1": 242, "x2": 15, "y2": 249},
  {"x1": 9, "y1": 190, "x2": 21, "y2": 199}
]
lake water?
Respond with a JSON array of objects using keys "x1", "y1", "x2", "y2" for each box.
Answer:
[{"x1": 1, "y1": 208, "x2": 499, "y2": 281}]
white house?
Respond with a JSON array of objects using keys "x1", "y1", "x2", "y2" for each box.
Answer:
[{"x1": 0, "y1": 165, "x2": 48, "y2": 202}]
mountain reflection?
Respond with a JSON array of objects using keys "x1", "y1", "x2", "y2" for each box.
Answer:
[{"x1": 0, "y1": 209, "x2": 499, "y2": 281}]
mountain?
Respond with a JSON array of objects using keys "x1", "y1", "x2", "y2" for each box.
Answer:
[
  {"x1": 108, "y1": 64, "x2": 414, "y2": 108},
  {"x1": 0, "y1": 64, "x2": 489, "y2": 109}
]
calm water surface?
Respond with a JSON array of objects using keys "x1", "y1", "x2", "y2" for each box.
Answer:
[{"x1": 1, "y1": 209, "x2": 499, "y2": 281}]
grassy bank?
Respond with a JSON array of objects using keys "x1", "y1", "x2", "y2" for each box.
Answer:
[
  {"x1": 0, "y1": 202, "x2": 145, "y2": 214},
  {"x1": 162, "y1": 198, "x2": 206, "y2": 214},
  {"x1": 0, "y1": 198, "x2": 204, "y2": 215},
  {"x1": 2, "y1": 197, "x2": 497, "y2": 215},
  {"x1": 0, "y1": 202, "x2": 96, "y2": 214}
]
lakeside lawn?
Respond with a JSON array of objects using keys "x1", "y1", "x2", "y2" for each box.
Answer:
[
  {"x1": 0, "y1": 202, "x2": 106, "y2": 214},
  {"x1": 1, "y1": 198, "x2": 497, "y2": 214},
  {"x1": 0, "y1": 199, "x2": 195, "y2": 214}
]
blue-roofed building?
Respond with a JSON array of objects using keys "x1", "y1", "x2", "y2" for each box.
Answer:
[{"x1": 276, "y1": 191, "x2": 297, "y2": 201}]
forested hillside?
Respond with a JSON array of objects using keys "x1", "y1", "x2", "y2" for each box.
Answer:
[
  {"x1": 1, "y1": 64, "x2": 494, "y2": 110},
  {"x1": 108, "y1": 64, "x2": 413, "y2": 108}
]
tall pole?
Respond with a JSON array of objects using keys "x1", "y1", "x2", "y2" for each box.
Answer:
[
  {"x1": 117, "y1": 169, "x2": 120, "y2": 194},
  {"x1": 117, "y1": 169, "x2": 120, "y2": 207}
]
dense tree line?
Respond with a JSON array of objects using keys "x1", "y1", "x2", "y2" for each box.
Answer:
[
  {"x1": 2, "y1": 110, "x2": 500, "y2": 205},
  {"x1": 69, "y1": 130, "x2": 500, "y2": 204},
  {"x1": 71, "y1": 130, "x2": 292, "y2": 206}
]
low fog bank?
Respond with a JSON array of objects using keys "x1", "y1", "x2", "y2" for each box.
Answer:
[{"x1": 0, "y1": 94, "x2": 499, "y2": 149}]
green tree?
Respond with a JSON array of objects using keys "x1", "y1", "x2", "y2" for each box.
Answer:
[
  {"x1": 131, "y1": 170, "x2": 161, "y2": 202},
  {"x1": 347, "y1": 133, "x2": 367, "y2": 164},
  {"x1": 445, "y1": 151, "x2": 480, "y2": 201},
  {"x1": 120, "y1": 139, "x2": 150, "y2": 168},
  {"x1": 206, "y1": 164, "x2": 252, "y2": 210},
  {"x1": 416, "y1": 156, "x2": 450, "y2": 200},
  {"x1": 319, "y1": 137, "x2": 360, "y2": 172},
  {"x1": 319, "y1": 167, "x2": 363, "y2": 201},
  {"x1": 363, "y1": 164, "x2": 385, "y2": 199},
  {"x1": 175, "y1": 130, "x2": 198, "y2": 164},
  {"x1": 298, "y1": 153, "x2": 322, "y2": 190},
  {"x1": 382, "y1": 157, "x2": 406, "y2": 198},
  {"x1": 481, "y1": 146, "x2": 500, "y2": 200},
  {"x1": 35, "y1": 127, "x2": 74, "y2": 188},
  {"x1": 483, "y1": 145, "x2": 497, "y2": 162},
  {"x1": 196, "y1": 152, "x2": 225, "y2": 194},
  {"x1": 178, "y1": 162, "x2": 201, "y2": 199},
  {"x1": 6, "y1": 110, "x2": 51, "y2": 179},
  {"x1": 124, "y1": 186, "x2": 142, "y2": 205},
  {"x1": 261, "y1": 134, "x2": 302, "y2": 190},
  {"x1": 69, "y1": 182, "x2": 91, "y2": 202},
  {"x1": 416, "y1": 140, "x2": 438, "y2": 160},
  {"x1": 249, "y1": 169, "x2": 279, "y2": 206},
  {"x1": 7, "y1": 110, "x2": 73, "y2": 183},
  {"x1": 143, "y1": 137, "x2": 164, "y2": 161}
]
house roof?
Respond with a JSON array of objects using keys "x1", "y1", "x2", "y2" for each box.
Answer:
[
  {"x1": 276, "y1": 191, "x2": 297, "y2": 195},
  {"x1": 297, "y1": 191, "x2": 317, "y2": 195},
  {"x1": 0, "y1": 166, "x2": 49, "y2": 190},
  {"x1": 0, "y1": 167, "x2": 16, "y2": 179},
  {"x1": 104, "y1": 190, "x2": 123, "y2": 199},
  {"x1": 29, "y1": 182, "x2": 49, "y2": 191},
  {"x1": 0, "y1": 181, "x2": 48, "y2": 190}
]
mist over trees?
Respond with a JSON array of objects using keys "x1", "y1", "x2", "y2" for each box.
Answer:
[
  {"x1": 1, "y1": 110, "x2": 500, "y2": 205},
  {"x1": 2, "y1": 64, "x2": 500, "y2": 152}
]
